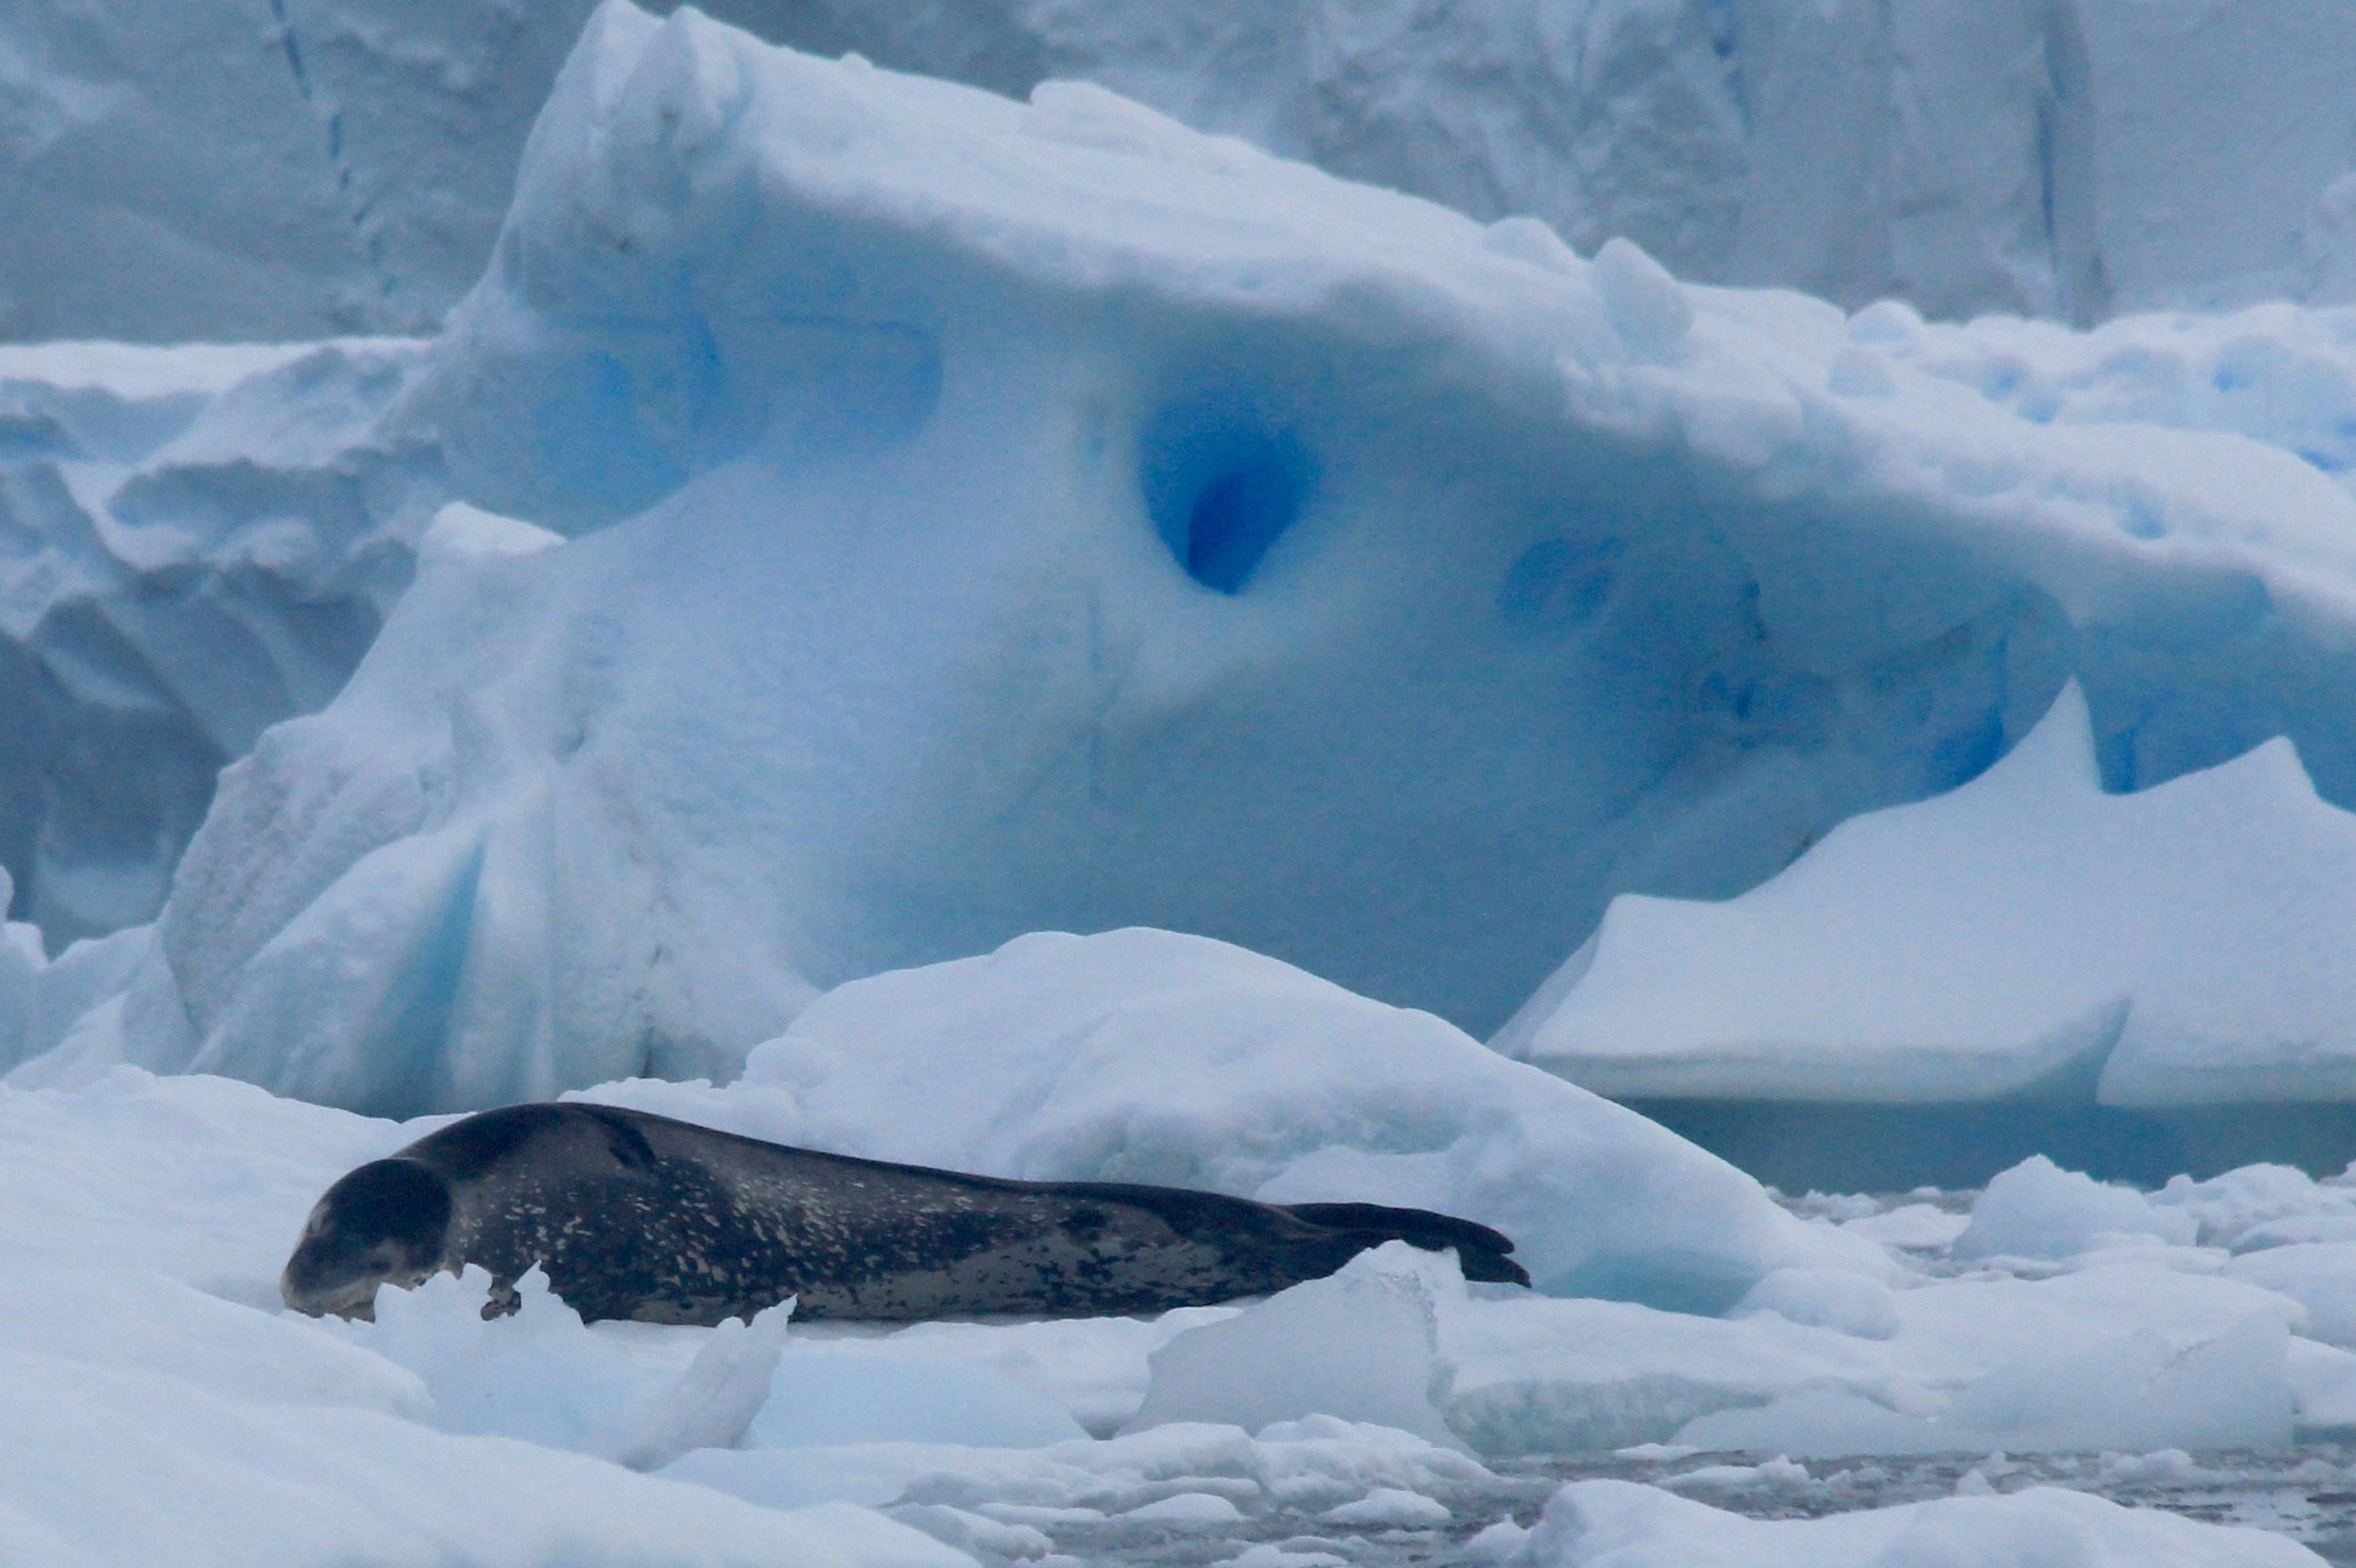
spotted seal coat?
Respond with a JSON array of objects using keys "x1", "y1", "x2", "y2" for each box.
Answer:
[{"x1": 281, "y1": 1102, "x2": 1530, "y2": 1324}]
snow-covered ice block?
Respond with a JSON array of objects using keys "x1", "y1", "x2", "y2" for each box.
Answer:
[
  {"x1": 0, "y1": 1265, "x2": 431, "y2": 1421},
  {"x1": 108, "y1": 1, "x2": 2356, "y2": 1119},
  {"x1": 740, "y1": 929, "x2": 1884, "y2": 1311},
  {"x1": 1954, "y1": 1155, "x2": 2198, "y2": 1261},
  {"x1": 1509, "y1": 1477, "x2": 2326, "y2": 1567},
  {"x1": 1503, "y1": 683, "x2": 2356, "y2": 1109},
  {"x1": 763, "y1": 1309, "x2": 1230, "y2": 1441},
  {"x1": 328, "y1": 1264, "x2": 794, "y2": 1468},
  {"x1": 1126, "y1": 1242, "x2": 1460, "y2": 1446},
  {"x1": 2149, "y1": 1162, "x2": 2356, "y2": 1250},
  {"x1": 0, "y1": 867, "x2": 149, "y2": 1074},
  {"x1": 1878, "y1": 303, "x2": 2356, "y2": 508},
  {"x1": 2227, "y1": 1245, "x2": 2356, "y2": 1350}
]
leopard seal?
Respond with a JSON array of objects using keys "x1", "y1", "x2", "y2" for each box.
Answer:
[{"x1": 281, "y1": 1102, "x2": 1529, "y2": 1325}]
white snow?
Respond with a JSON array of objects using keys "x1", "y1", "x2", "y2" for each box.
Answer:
[{"x1": 1502, "y1": 682, "x2": 2356, "y2": 1109}]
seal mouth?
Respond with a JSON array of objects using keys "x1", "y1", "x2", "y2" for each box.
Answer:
[
  {"x1": 279, "y1": 1244, "x2": 379, "y2": 1318},
  {"x1": 282, "y1": 1250, "x2": 449, "y2": 1318},
  {"x1": 280, "y1": 1264, "x2": 385, "y2": 1320},
  {"x1": 280, "y1": 1155, "x2": 455, "y2": 1320}
]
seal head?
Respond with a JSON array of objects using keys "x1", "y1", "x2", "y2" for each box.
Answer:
[{"x1": 280, "y1": 1156, "x2": 454, "y2": 1319}]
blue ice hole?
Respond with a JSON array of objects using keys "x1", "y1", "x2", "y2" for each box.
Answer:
[{"x1": 1139, "y1": 399, "x2": 1314, "y2": 595}]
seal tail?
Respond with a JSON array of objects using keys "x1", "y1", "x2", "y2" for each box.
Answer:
[{"x1": 1282, "y1": 1201, "x2": 1531, "y2": 1288}]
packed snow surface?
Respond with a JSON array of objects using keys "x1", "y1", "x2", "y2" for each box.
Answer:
[
  {"x1": 11, "y1": 1065, "x2": 2356, "y2": 1564},
  {"x1": 1501, "y1": 681, "x2": 2356, "y2": 1108},
  {"x1": 59, "y1": 2, "x2": 2356, "y2": 1122},
  {"x1": 11, "y1": 0, "x2": 2356, "y2": 338}
]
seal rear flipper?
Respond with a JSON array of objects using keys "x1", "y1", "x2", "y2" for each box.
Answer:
[
  {"x1": 482, "y1": 1275, "x2": 524, "y2": 1320},
  {"x1": 1281, "y1": 1200, "x2": 1531, "y2": 1288}
]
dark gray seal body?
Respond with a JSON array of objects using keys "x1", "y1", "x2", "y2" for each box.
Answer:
[{"x1": 282, "y1": 1102, "x2": 1529, "y2": 1325}]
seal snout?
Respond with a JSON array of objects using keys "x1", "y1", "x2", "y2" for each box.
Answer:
[{"x1": 281, "y1": 1156, "x2": 455, "y2": 1319}]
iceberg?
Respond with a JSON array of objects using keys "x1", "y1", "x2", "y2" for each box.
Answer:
[
  {"x1": 102, "y1": 3, "x2": 2356, "y2": 1122},
  {"x1": 1499, "y1": 682, "x2": 2356, "y2": 1183},
  {"x1": 13, "y1": 0, "x2": 2356, "y2": 339},
  {"x1": 0, "y1": 339, "x2": 442, "y2": 948}
]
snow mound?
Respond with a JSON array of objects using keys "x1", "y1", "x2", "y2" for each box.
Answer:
[
  {"x1": 110, "y1": 2, "x2": 2356, "y2": 1119},
  {"x1": 0, "y1": 339, "x2": 441, "y2": 950},
  {"x1": 1955, "y1": 1155, "x2": 2197, "y2": 1261},
  {"x1": 1511, "y1": 1477, "x2": 2326, "y2": 1568},
  {"x1": 728, "y1": 928, "x2": 1881, "y2": 1312},
  {"x1": 1726, "y1": 1268, "x2": 1901, "y2": 1341},
  {"x1": 1503, "y1": 682, "x2": 2356, "y2": 1111}
]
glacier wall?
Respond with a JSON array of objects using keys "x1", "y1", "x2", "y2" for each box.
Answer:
[
  {"x1": 0, "y1": 341, "x2": 442, "y2": 947},
  {"x1": 8, "y1": 0, "x2": 2356, "y2": 340},
  {"x1": 106, "y1": 3, "x2": 2356, "y2": 1116}
]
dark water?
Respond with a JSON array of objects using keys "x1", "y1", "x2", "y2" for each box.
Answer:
[
  {"x1": 968, "y1": 1444, "x2": 2356, "y2": 1566},
  {"x1": 1630, "y1": 1098, "x2": 2356, "y2": 1190}
]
